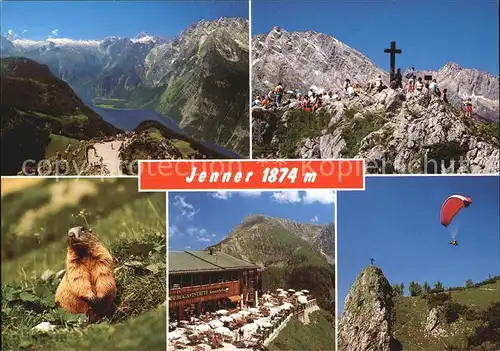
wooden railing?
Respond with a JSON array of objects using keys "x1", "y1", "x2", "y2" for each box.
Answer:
[{"x1": 260, "y1": 299, "x2": 318, "y2": 344}]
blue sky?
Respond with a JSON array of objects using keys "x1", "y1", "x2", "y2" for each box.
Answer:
[
  {"x1": 337, "y1": 176, "x2": 500, "y2": 314},
  {"x1": 168, "y1": 190, "x2": 335, "y2": 250},
  {"x1": 1, "y1": 1, "x2": 248, "y2": 41},
  {"x1": 252, "y1": 0, "x2": 499, "y2": 75}
]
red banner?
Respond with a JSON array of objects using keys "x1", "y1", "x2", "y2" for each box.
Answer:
[{"x1": 138, "y1": 160, "x2": 364, "y2": 191}]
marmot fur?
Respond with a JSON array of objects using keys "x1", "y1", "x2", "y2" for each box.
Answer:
[{"x1": 55, "y1": 226, "x2": 116, "y2": 323}]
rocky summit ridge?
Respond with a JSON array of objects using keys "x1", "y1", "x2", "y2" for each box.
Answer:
[
  {"x1": 252, "y1": 27, "x2": 499, "y2": 122},
  {"x1": 252, "y1": 88, "x2": 499, "y2": 174}
]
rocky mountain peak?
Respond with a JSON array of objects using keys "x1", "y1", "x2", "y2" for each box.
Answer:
[
  {"x1": 252, "y1": 28, "x2": 387, "y2": 96},
  {"x1": 338, "y1": 265, "x2": 395, "y2": 351}
]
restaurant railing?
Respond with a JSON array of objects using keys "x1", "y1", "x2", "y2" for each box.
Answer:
[{"x1": 260, "y1": 298, "x2": 318, "y2": 344}]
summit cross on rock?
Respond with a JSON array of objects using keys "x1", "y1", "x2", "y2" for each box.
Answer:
[{"x1": 384, "y1": 41, "x2": 402, "y2": 82}]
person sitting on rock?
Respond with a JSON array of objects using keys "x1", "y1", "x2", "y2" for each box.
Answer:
[
  {"x1": 415, "y1": 77, "x2": 424, "y2": 94},
  {"x1": 331, "y1": 91, "x2": 340, "y2": 101},
  {"x1": 440, "y1": 88, "x2": 449, "y2": 103},
  {"x1": 347, "y1": 84, "x2": 357, "y2": 98},
  {"x1": 423, "y1": 83, "x2": 430, "y2": 95},
  {"x1": 343, "y1": 79, "x2": 350, "y2": 92},
  {"x1": 390, "y1": 80, "x2": 398, "y2": 90},
  {"x1": 429, "y1": 79, "x2": 441, "y2": 96},
  {"x1": 395, "y1": 68, "x2": 403, "y2": 88},
  {"x1": 261, "y1": 95, "x2": 268, "y2": 106},
  {"x1": 407, "y1": 77, "x2": 415, "y2": 93},
  {"x1": 312, "y1": 94, "x2": 323, "y2": 111},
  {"x1": 323, "y1": 92, "x2": 331, "y2": 104},
  {"x1": 464, "y1": 98, "x2": 473, "y2": 117},
  {"x1": 252, "y1": 95, "x2": 261, "y2": 107},
  {"x1": 354, "y1": 83, "x2": 362, "y2": 95},
  {"x1": 375, "y1": 75, "x2": 383, "y2": 92}
]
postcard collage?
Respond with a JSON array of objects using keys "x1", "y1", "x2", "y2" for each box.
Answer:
[{"x1": 1, "y1": 0, "x2": 499, "y2": 350}]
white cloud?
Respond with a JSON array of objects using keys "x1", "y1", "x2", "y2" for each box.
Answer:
[
  {"x1": 211, "y1": 234, "x2": 216, "y2": 237},
  {"x1": 212, "y1": 191, "x2": 232, "y2": 200},
  {"x1": 168, "y1": 225, "x2": 179, "y2": 237},
  {"x1": 184, "y1": 246, "x2": 192, "y2": 249},
  {"x1": 197, "y1": 237, "x2": 211, "y2": 242},
  {"x1": 51, "y1": 29, "x2": 59, "y2": 36},
  {"x1": 302, "y1": 190, "x2": 336, "y2": 205},
  {"x1": 239, "y1": 191, "x2": 262, "y2": 198},
  {"x1": 186, "y1": 227, "x2": 207, "y2": 236},
  {"x1": 7, "y1": 29, "x2": 13, "y2": 36},
  {"x1": 310, "y1": 215, "x2": 319, "y2": 223},
  {"x1": 271, "y1": 191, "x2": 301, "y2": 204},
  {"x1": 172, "y1": 195, "x2": 199, "y2": 220},
  {"x1": 21, "y1": 29, "x2": 28, "y2": 34}
]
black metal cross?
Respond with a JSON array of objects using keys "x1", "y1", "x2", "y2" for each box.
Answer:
[
  {"x1": 384, "y1": 41, "x2": 402, "y2": 82},
  {"x1": 370, "y1": 258, "x2": 375, "y2": 265}
]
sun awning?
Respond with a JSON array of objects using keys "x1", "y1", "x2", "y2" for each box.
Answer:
[{"x1": 228, "y1": 295, "x2": 241, "y2": 302}]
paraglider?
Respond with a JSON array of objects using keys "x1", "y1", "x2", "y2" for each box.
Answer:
[{"x1": 440, "y1": 194, "x2": 472, "y2": 246}]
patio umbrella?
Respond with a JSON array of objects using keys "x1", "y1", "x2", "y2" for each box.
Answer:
[
  {"x1": 301, "y1": 289, "x2": 310, "y2": 293},
  {"x1": 293, "y1": 291, "x2": 303, "y2": 296},
  {"x1": 241, "y1": 323, "x2": 257, "y2": 331},
  {"x1": 261, "y1": 294, "x2": 272, "y2": 299},
  {"x1": 248, "y1": 307, "x2": 259, "y2": 313},
  {"x1": 193, "y1": 324, "x2": 211, "y2": 332},
  {"x1": 255, "y1": 320, "x2": 273, "y2": 328},
  {"x1": 216, "y1": 309, "x2": 229, "y2": 315},
  {"x1": 278, "y1": 293, "x2": 287, "y2": 297},
  {"x1": 229, "y1": 313, "x2": 242, "y2": 320},
  {"x1": 288, "y1": 289, "x2": 295, "y2": 292},
  {"x1": 263, "y1": 302, "x2": 274, "y2": 307},
  {"x1": 214, "y1": 326, "x2": 232, "y2": 335},
  {"x1": 297, "y1": 296, "x2": 308, "y2": 304},
  {"x1": 238, "y1": 310, "x2": 251, "y2": 316},
  {"x1": 280, "y1": 305, "x2": 291, "y2": 310},
  {"x1": 209, "y1": 320, "x2": 224, "y2": 329},
  {"x1": 219, "y1": 316, "x2": 233, "y2": 323},
  {"x1": 282, "y1": 302, "x2": 293, "y2": 308},
  {"x1": 276, "y1": 288, "x2": 284, "y2": 292}
]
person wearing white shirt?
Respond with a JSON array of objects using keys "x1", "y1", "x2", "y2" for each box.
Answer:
[{"x1": 347, "y1": 85, "x2": 356, "y2": 98}]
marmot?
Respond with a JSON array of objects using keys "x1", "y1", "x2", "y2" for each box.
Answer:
[{"x1": 55, "y1": 226, "x2": 116, "y2": 323}]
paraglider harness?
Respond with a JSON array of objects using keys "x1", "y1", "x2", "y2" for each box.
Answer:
[{"x1": 449, "y1": 240, "x2": 458, "y2": 246}]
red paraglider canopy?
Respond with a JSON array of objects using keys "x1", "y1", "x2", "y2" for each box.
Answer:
[{"x1": 440, "y1": 195, "x2": 472, "y2": 227}]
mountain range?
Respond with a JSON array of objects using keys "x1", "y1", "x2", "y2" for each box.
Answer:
[
  {"x1": 252, "y1": 27, "x2": 499, "y2": 122},
  {"x1": 212, "y1": 214, "x2": 336, "y2": 315},
  {"x1": 1, "y1": 17, "x2": 250, "y2": 174}
]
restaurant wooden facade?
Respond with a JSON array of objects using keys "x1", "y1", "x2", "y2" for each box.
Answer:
[{"x1": 168, "y1": 248, "x2": 262, "y2": 320}]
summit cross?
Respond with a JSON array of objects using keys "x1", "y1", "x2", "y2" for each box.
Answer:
[{"x1": 384, "y1": 41, "x2": 402, "y2": 82}]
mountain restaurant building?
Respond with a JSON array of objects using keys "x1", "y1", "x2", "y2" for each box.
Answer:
[{"x1": 168, "y1": 248, "x2": 262, "y2": 321}]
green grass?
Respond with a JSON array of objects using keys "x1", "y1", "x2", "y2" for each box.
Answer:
[
  {"x1": 341, "y1": 110, "x2": 386, "y2": 157},
  {"x1": 45, "y1": 134, "x2": 79, "y2": 158},
  {"x1": 92, "y1": 98, "x2": 129, "y2": 109},
  {"x1": 1, "y1": 178, "x2": 166, "y2": 350},
  {"x1": 172, "y1": 139, "x2": 195, "y2": 156},
  {"x1": 392, "y1": 280, "x2": 500, "y2": 350},
  {"x1": 271, "y1": 108, "x2": 332, "y2": 158},
  {"x1": 267, "y1": 310, "x2": 335, "y2": 351}
]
